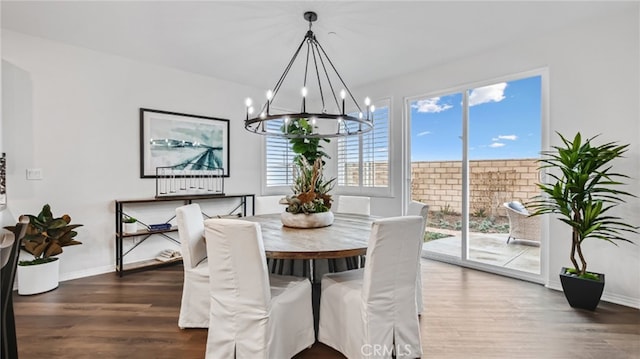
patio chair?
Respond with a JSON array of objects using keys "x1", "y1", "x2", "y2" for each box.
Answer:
[{"x1": 503, "y1": 201, "x2": 541, "y2": 244}]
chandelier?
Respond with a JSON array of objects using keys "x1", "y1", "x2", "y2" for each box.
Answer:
[{"x1": 244, "y1": 11, "x2": 374, "y2": 139}]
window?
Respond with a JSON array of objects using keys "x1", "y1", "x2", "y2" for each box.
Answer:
[
  {"x1": 264, "y1": 119, "x2": 294, "y2": 190},
  {"x1": 337, "y1": 98, "x2": 390, "y2": 194}
]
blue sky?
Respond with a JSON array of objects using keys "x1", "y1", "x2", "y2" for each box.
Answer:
[{"x1": 410, "y1": 76, "x2": 541, "y2": 161}]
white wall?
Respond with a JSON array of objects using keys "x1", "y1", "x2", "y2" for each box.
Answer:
[
  {"x1": 2, "y1": 30, "x2": 265, "y2": 280},
  {"x1": 358, "y1": 8, "x2": 640, "y2": 308}
]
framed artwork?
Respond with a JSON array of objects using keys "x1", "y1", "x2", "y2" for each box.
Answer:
[
  {"x1": 0, "y1": 153, "x2": 6, "y2": 209},
  {"x1": 140, "y1": 108, "x2": 230, "y2": 178}
]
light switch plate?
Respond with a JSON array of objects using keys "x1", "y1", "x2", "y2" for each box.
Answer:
[{"x1": 26, "y1": 168, "x2": 43, "y2": 180}]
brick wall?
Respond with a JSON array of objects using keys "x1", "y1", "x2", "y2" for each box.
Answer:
[{"x1": 411, "y1": 159, "x2": 539, "y2": 217}]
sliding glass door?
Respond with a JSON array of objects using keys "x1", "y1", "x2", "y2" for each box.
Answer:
[
  {"x1": 407, "y1": 72, "x2": 544, "y2": 281},
  {"x1": 409, "y1": 92, "x2": 463, "y2": 260}
]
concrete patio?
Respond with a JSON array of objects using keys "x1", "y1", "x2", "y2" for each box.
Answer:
[{"x1": 422, "y1": 227, "x2": 540, "y2": 274}]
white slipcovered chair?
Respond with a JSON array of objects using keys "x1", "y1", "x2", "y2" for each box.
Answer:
[
  {"x1": 318, "y1": 216, "x2": 424, "y2": 359},
  {"x1": 407, "y1": 200, "x2": 429, "y2": 315},
  {"x1": 255, "y1": 195, "x2": 300, "y2": 275},
  {"x1": 336, "y1": 195, "x2": 371, "y2": 215},
  {"x1": 175, "y1": 203, "x2": 209, "y2": 329},
  {"x1": 503, "y1": 201, "x2": 541, "y2": 244},
  {"x1": 332, "y1": 195, "x2": 371, "y2": 272},
  {"x1": 204, "y1": 218, "x2": 315, "y2": 359},
  {"x1": 255, "y1": 195, "x2": 285, "y2": 215}
]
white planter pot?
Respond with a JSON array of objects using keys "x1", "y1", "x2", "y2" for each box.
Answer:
[
  {"x1": 17, "y1": 257, "x2": 60, "y2": 295},
  {"x1": 281, "y1": 211, "x2": 334, "y2": 228},
  {"x1": 123, "y1": 222, "x2": 138, "y2": 234}
]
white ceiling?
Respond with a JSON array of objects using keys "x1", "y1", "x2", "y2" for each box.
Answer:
[{"x1": 1, "y1": 1, "x2": 635, "y2": 90}]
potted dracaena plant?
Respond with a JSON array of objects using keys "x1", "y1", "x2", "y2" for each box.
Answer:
[
  {"x1": 10, "y1": 204, "x2": 83, "y2": 295},
  {"x1": 528, "y1": 132, "x2": 637, "y2": 310},
  {"x1": 280, "y1": 118, "x2": 336, "y2": 228}
]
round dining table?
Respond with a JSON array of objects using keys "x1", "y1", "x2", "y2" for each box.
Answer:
[{"x1": 243, "y1": 212, "x2": 375, "y2": 260}]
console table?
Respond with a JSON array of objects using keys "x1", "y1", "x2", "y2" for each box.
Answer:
[{"x1": 114, "y1": 194, "x2": 254, "y2": 276}]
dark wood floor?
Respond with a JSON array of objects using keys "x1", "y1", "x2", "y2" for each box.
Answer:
[{"x1": 12, "y1": 259, "x2": 640, "y2": 359}]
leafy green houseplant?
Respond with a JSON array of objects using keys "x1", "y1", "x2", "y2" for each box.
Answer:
[
  {"x1": 528, "y1": 132, "x2": 637, "y2": 310},
  {"x1": 19, "y1": 204, "x2": 83, "y2": 265},
  {"x1": 282, "y1": 118, "x2": 336, "y2": 214},
  {"x1": 123, "y1": 214, "x2": 137, "y2": 224},
  {"x1": 122, "y1": 214, "x2": 138, "y2": 234},
  {"x1": 285, "y1": 118, "x2": 330, "y2": 166},
  {"x1": 4, "y1": 204, "x2": 83, "y2": 295},
  {"x1": 284, "y1": 156, "x2": 335, "y2": 214}
]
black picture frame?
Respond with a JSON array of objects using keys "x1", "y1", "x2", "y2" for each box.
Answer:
[
  {"x1": 0, "y1": 152, "x2": 6, "y2": 210},
  {"x1": 139, "y1": 108, "x2": 230, "y2": 178}
]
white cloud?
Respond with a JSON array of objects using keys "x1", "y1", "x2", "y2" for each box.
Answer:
[
  {"x1": 412, "y1": 98, "x2": 453, "y2": 113},
  {"x1": 417, "y1": 131, "x2": 431, "y2": 137},
  {"x1": 489, "y1": 142, "x2": 505, "y2": 148},
  {"x1": 491, "y1": 134, "x2": 518, "y2": 141},
  {"x1": 469, "y1": 82, "x2": 507, "y2": 106}
]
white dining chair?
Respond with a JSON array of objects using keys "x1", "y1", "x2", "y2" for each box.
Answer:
[
  {"x1": 336, "y1": 195, "x2": 371, "y2": 215},
  {"x1": 175, "y1": 203, "x2": 209, "y2": 329},
  {"x1": 255, "y1": 195, "x2": 285, "y2": 215},
  {"x1": 255, "y1": 195, "x2": 303, "y2": 275},
  {"x1": 331, "y1": 195, "x2": 371, "y2": 273},
  {"x1": 407, "y1": 200, "x2": 429, "y2": 315},
  {"x1": 318, "y1": 215, "x2": 424, "y2": 359},
  {"x1": 204, "y1": 218, "x2": 315, "y2": 359}
]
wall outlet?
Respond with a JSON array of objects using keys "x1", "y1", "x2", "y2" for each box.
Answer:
[{"x1": 26, "y1": 168, "x2": 43, "y2": 180}]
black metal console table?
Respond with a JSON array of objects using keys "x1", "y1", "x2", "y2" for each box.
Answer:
[{"x1": 114, "y1": 194, "x2": 255, "y2": 276}]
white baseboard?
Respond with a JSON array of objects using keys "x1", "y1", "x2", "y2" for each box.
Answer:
[
  {"x1": 546, "y1": 279, "x2": 640, "y2": 309},
  {"x1": 59, "y1": 265, "x2": 115, "y2": 282},
  {"x1": 11, "y1": 264, "x2": 115, "y2": 292}
]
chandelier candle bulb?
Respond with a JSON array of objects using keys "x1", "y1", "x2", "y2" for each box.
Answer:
[
  {"x1": 266, "y1": 90, "x2": 273, "y2": 115},
  {"x1": 301, "y1": 87, "x2": 307, "y2": 113},
  {"x1": 245, "y1": 98, "x2": 253, "y2": 121}
]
